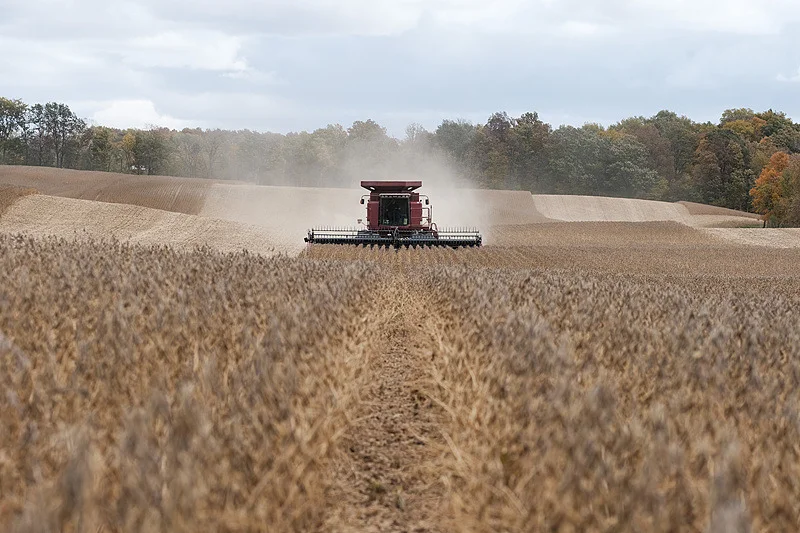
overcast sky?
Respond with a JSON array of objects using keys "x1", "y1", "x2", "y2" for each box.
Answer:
[{"x1": 2, "y1": 0, "x2": 799, "y2": 136}]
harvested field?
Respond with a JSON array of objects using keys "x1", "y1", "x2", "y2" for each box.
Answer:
[
  {"x1": 0, "y1": 166, "x2": 213, "y2": 215},
  {"x1": 463, "y1": 189, "x2": 548, "y2": 225},
  {"x1": 532, "y1": 194, "x2": 692, "y2": 222},
  {"x1": 533, "y1": 194, "x2": 761, "y2": 228},
  {"x1": 0, "y1": 185, "x2": 38, "y2": 218},
  {"x1": 4, "y1": 167, "x2": 800, "y2": 532},
  {"x1": 0, "y1": 194, "x2": 299, "y2": 256},
  {"x1": 0, "y1": 168, "x2": 543, "y2": 231},
  {"x1": 678, "y1": 200, "x2": 763, "y2": 219}
]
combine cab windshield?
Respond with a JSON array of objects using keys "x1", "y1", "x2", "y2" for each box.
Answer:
[{"x1": 379, "y1": 196, "x2": 410, "y2": 226}]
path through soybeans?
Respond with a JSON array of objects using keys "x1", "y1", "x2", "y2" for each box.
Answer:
[{"x1": 323, "y1": 276, "x2": 450, "y2": 532}]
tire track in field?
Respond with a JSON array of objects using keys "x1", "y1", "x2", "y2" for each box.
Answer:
[{"x1": 322, "y1": 276, "x2": 447, "y2": 533}]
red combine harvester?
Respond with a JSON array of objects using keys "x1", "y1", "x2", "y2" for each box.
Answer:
[{"x1": 304, "y1": 180, "x2": 482, "y2": 247}]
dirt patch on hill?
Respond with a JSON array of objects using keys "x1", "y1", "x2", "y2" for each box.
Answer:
[
  {"x1": 0, "y1": 194, "x2": 299, "y2": 256},
  {"x1": 678, "y1": 200, "x2": 761, "y2": 219},
  {"x1": 0, "y1": 166, "x2": 213, "y2": 215},
  {"x1": 532, "y1": 194, "x2": 762, "y2": 229},
  {"x1": 0, "y1": 185, "x2": 38, "y2": 218},
  {"x1": 532, "y1": 194, "x2": 691, "y2": 223},
  {"x1": 459, "y1": 189, "x2": 549, "y2": 225}
]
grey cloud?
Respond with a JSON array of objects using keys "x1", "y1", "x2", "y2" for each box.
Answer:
[{"x1": 1, "y1": 0, "x2": 799, "y2": 136}]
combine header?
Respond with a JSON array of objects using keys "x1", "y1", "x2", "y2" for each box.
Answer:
[{"x1": 305, "y1": 181, "x2": 482, "y2": 248}]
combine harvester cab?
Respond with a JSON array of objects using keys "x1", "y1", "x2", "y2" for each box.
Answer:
[{"x1": 305, "y1": 181, "x2": 482, "y2": 248}]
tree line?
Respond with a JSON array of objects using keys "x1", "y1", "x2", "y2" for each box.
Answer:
[{"x1": 2, "y1": 96, "x2": 800, "y2": 225}]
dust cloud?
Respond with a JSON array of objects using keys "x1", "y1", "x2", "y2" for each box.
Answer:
[{"x1": 201, "y1": 143, "x2": 490, "y2": 249}]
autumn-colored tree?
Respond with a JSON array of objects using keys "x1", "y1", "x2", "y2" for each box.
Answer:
[
  {"x1": 120, "y1": 131, "x2": 137, "y2": 172},
  {"x1": 750, "y1": 151, "x2": 790, "y2": 224},
  {"x1": 721, "y1": 117, "x2": 767, "y2": 143}
]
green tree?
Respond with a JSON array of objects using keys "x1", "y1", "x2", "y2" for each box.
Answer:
[
  {"x1": 547, "y1": 126, "x2": 605, "y2": 194},
  {"x1": 756, "y1": 110, "x2": 800, "y2": 152},
  {"x1": 602, "y1": 132, "x2": 661, "y2": 198},
  {"x1": 311, "y1": 124, "x2": 347, "y2": 185},
  {"x1": 173, "y1": 130, "x2": 205, "y2": 178},
  {"x1": 202, "y1": 129, "x2": 228, "y2": 179},
  {"x1": 86, "y1": 126, "x2": 119, "y2": 172},
  {"x1": 26, "y1": 104, "x2": 50, "y2": 166},
  {"x1": 347, "y1": 119, "x2": 388, "y2": 143},
  {"x1": 612, "y1": 117, "x2": 674, "y2": 198},
  {"x1": 509, "y1": 112, "x2": 551, "y2": 192},
  {"x1": 691, "y1": 129, "x2": 754, "y2": 210},
  {"x1": 120, "y1": 128, "x2": 171, "y2": 175},
  {"x1": 720, "y1": 108, "x2": 756, "y2": 124},
  {"x1": 784, "y1": 159, "x2": 800, "y2": 225},
  {"x1": 470, "y1": 112, "x2": 514, "y2": 189},
  {"x1": 43, "y1": 102, "x2": 85, "y2": 168},
  {"x1": 396, "y1": 123, "x2": 442, "y2": 180},
  {"x1": 432, "y1": 119, "x2": 478, "y2": 180},
  {"x1": 135, "y1": 128, "x2": 171, "y2": 175},
  {"x1": 547, "y1": 125, "x2": 660, "y2": 198},
  {"x1": 649, "y1": 111, "x2": 702, "y2": 181},
  {"x1": 0, "y1": 97, "x2": 27, "y2": 164},
  {"x1": 721, "y1": 117, "x2": 766, "y2": 143},
  {"x1": 120, "y1": 131, "x2": 137, "y2": 171},
  {"x1": 226, "y1": 130, "x2": 286, "y2": 184},
  {"x1": 434, "y1": 119, "x2": 477, "y2": 162}
]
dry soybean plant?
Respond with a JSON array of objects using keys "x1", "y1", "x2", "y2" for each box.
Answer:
[
  {"x1": 421, "y1": 265, "x2": 800, "y2": 532},
  {"x1": 5, "y1": 227, "x2": 800, "y2": 533},
  {"x1": 0, "y1": 235, "x2": 378, "y2": 533}
]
